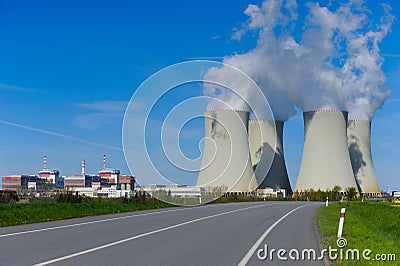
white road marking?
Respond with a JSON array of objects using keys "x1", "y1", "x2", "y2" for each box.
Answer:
[
  {"x1": 0, "y1": 208, "x2": 185, "y2": 238},
  {"x1": 33, "y1": 203, "x2": 271, "y2": 266},
  {"x1": 238, "y1": 204, "x2": 308, "y2": 266},
  {"x1": 0, "y1": 203, "x2": 224, "y2": 238}
]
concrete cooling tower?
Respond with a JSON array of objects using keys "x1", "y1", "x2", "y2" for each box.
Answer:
[
  {"x1": 295, "y1": 110, "x2": 358, "y2": 192},
  {"x1": 248, "y1": 120, "x2": 292, "y2": 193},
  {"x1": 347, "y1": 120, "x2": 381, "y2": 196},
  {"x1": 197, "y1": 110, "x2": 258, "y2": 193}
]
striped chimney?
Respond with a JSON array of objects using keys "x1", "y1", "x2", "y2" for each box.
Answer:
[{"x1": 82, "y1": 160, "x2": 86, "y2": 175}]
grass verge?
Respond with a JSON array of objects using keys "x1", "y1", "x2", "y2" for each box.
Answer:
[
  {"x1": 317, "y1": 201, "x2": 399, "y2": 265},
  {"x1": 0, "y1": 194, "x2": 283, "y2": 227},
  {"x1": 0, "y1": 201, "x2": 173, "y2": 227}
]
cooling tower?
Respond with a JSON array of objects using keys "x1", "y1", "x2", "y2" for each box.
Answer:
[
  {"x1": 295, "y1": 110, "x2": 358, "y2": 192},
  {"x1": 347, "y1": 120, "x2": 381, "y2": 196},
  {"x1": 197, "y1": 110, "x2": 258, "y2": 193},
  {"x1": 248, "y1": 120, "x2": 292, "y2": 193}
]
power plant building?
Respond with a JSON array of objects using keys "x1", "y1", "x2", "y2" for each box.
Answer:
[
  {"x1": 38, "y1": 156, "x2": 61, "y2": 186},
  {"x1": 38, "y1": 169, "x2": 60, "y2": 184},
  {"x1": 197, "y1": 110, "x2": 258, "y2": 193},
  {"x1": 248, "y1": 120, "x2": 292, "y2": 193},
  {"x1": 61, "y1": 158, "x2": 134, "y2": 198},
  {"x1": 120, "y1": 175, "x2": 135, "y2": 191},
  {"x1": 1, "y1": 155, "x2": 134, "y2": 198},
  {"x1": 98, "y1": 169, "x2": 120, "y2": 185},
  {"x1": 347, "y1": 120, "x2": 381, "y2": 196},
  {"x1": 64, "y1": 160, "x2": 99, "y2": 190},
  {"x1": 2, "y1": 175, "x2": 45, "y2": 192},
  {"x1": 98, "y1": 155, "x2": 120, "y2": 185},
  {"x1": 64, "y1": 174, "x2": 91, "y2": 189},
  {"x1": 295, "y1": 110, "x2": 359, "y2": 192}
]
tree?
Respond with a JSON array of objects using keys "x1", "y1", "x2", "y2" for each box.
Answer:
[
  {"x1": 345, "y1": 187, "x2": 358, "y2": 201},
  {"x1": 332, "y1": 185, "x2": 342, "y2": 201}
]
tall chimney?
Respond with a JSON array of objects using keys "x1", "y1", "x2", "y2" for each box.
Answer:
[
  {"x1": 82, "y1": 160, "x2": 86, "y2": 175},
  {"x1": 295, "y1": 110, "x2": 358, "y2": 192},
  {"x1": 103, "y1": 154, "x2": 106, "y2": 169},
  {"x1": 44, "y1": 155, "x2": 47, "y2": 169}
]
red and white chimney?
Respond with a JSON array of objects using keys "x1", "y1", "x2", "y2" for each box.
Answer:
[{"x1": 82, "y1": 160, "x2": 86, "y2": 175}]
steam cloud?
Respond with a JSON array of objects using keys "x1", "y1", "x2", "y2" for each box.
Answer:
[{"x1": 203, "y1": 0, "x2": 394, "y2": 121}]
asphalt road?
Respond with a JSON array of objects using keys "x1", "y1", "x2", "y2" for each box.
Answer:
[{"x1": 0, "y1": 201, "x2": 324, "y2": 266}]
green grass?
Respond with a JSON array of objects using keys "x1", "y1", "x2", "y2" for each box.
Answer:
[
  {"x1": 0, "y1": 201, "x2": 172, "y2": 227},
  {"x1": 317, "y1": 201, "x2": 400, "y2": 265},
  {"x1": 0, "y1": 195, "x2": 273, "y2": 227}
]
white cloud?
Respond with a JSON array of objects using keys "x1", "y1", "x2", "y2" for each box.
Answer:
[
  {"x1": 0, "y1": 83, "x2": 36, "y2": 92},
  {"x1": 387, "y1": 98, "x2": 400, "y2": 103},
  {"x1": 73, "y1": 112, "x2": 123, "y2": 131},
  {"x1": 381, "y1": 53, "x2": 400, "y2": 58},
  {"x1": 73, "y1": 100, "x2": 130, "y2": 130},
  {"x1": 211, "y1": 35, "x2": 221, "y2": 40},
  {"x1": 74, "y1": 101, "x2": 128, "y2": 112}
]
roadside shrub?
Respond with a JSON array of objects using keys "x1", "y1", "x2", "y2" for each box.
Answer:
[{"x1": 0, "y1": 191, "x2": 19, "y2": 204}]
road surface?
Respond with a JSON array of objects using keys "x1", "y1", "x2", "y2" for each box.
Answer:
[{"x1": 0, "y1": 201, "x2": 324, "y2": 265}]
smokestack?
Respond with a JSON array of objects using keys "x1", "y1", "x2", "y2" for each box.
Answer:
[
  {"x1": 44, "y1": 155, "x2": 47, "y2": 169},
  {"x1": 82, "y1": 160, "x2": 86, "y2": 175},
  {"x1": 103, "y1": 154, "x2": 106, "y2": 169},
  {"x1": 347, "y1": 120, "x2": 380, "y2": 196},
  {"x1": 248, "y1": 120, "x2": 292, "y2": 193},
  {"x1": 295, "y1": 110, "x2": 358, "y2": 192},
  {"x1": 197, "y1": 110, "x2": 257, "y2": 192}
]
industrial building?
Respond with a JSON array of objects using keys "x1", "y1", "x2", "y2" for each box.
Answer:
[
  {"x1": 38, "y1": 169, "x2": 60, "y2": 184},
  {"x1": 120, "y1": 175, "x2": 135, "y2": 191},
  {"x1": 256, "y1": 188, "x2": 287, "y2": 199},
  {"x1": 64, "y1": 160, "x2": 92, "y2": 189},
  {"x1": 197, "y1": 110, "x2": 258, "y2": 193},
  {"x1": 347, "y1": 120, "x2": 381, "y2": 196},
  {"x1": 38, "y1": 156, "x2": 60, "y2": 184},
  {"x1": 248, "y1": 120, "x2": 292, "y2": 193},
  {"x1": 168, "y1": 185, "x2": 204, "y2": 198},
  {"x1": 98, "y1": 169, "x2": 120, "y2": 185},
  {"x1": 2, "y1": 175, "x2": 45, "y2": 192},
  {"x1": 64, "y1": 158, "x2": 134, "y2": 198},
  {"x1": 38, "y1": 155, "x2": 63, "y2": 188},
  {"x1": 193, "y1": 108, "x2": 386, "y2": 197},
  {"x1": 295, "y1": 110, "x2": 359, "y2": 192},
  {"x1": 1, "y1": 109, "x2": 385, "y2": 199},
  {"x1": 98, "y1": 154, "x2": 120, "y2": 185},
  {"x1": 1, "y1": 155, "x2": 135, "y2": 198},
  {"x1": 144, "y1": 184, "x2": 204, "y2": 203}
]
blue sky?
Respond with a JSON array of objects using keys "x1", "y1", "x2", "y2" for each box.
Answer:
[{"x1": 0, "y1": 0, "x2": 399, "y2": 192}]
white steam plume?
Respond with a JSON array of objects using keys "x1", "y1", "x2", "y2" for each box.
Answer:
[
  {"x1": 203, "y1": 0, "x2": 393, "y2": 121},
  {"x1": 204, "y1": 0, "x2": 298, "y2": 121}
]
